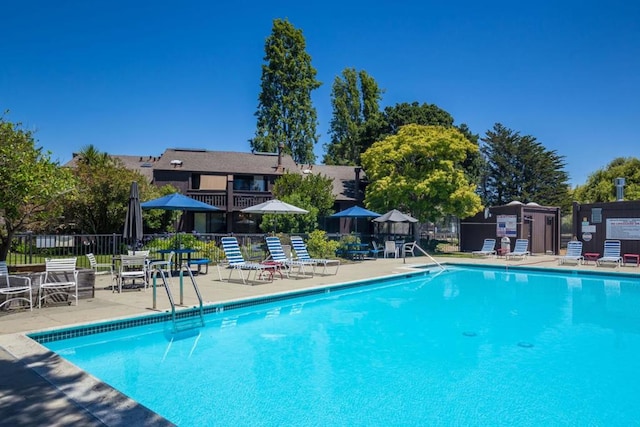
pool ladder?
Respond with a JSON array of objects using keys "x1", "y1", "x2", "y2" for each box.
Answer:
[{"x1": 149, "y1": 261, "x2": 205, "y2": 332}]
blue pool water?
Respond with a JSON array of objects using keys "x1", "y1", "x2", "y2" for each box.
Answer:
[{"x1": 41, "y1": 266, "x2": 640, "y2": 425}]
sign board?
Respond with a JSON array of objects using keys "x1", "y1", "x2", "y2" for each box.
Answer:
[
  {"x1": 606, "y1": 218, "x2": 640, "y2": 240},
  {"x1": 581, "y1": 225, "x2": 596, "y2": 233},
  {"x1": 496, "y1": 215, "x2": 518, "y2": 237}
]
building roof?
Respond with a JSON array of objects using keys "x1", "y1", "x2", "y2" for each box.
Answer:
[
  {"x1": 308, "y1": 165, "x2": 366, "y2": 202},
  {"x1": 154, "y1": 148, "x2": 300, "y2": 175},
  {"x1": 65, "y1": 153, "x2": 159, "y2": 182}
]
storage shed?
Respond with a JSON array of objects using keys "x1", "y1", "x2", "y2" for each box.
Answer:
[
  {"x1": 460, "y1": 202, "x2": 561, "y2": 255},
  {"x1": 571, "y1": 200, "x2": 640, "y2": 255}
]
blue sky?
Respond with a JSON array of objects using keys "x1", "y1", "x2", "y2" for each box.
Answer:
[{"x1": 3, "y1": 1, "x2": 638, "y2": 186}]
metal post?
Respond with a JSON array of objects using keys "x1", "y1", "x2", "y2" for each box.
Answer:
[
  {"x1": 179, "y1": 267, "x2": 184, "y2": 306},
  {"x1": 152, "y1": 270, "x2": 157, "y2": 310}
]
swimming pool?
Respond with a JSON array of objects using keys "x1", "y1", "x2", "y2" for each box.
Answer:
[{"x1": 34, "y1": 265, "x2": 640, "y2": 425}]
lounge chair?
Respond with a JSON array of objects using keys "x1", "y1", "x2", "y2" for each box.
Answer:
[
  {"x1": 219, "y1": 237, "x2": 273, "y2": 284},
  {"x1": 39, "y1": 258, "x2": 78, "y2": 308},
  {"x1": 505, "y1": 239, "x2": 529, "y2": 260},
  {"x1": 265, "y1": 237, "x2": 316, "y2": 277},
  {"x1": 558, "y1": 241, "x2": 583, "y2": 265},
  {"x1": 472, "y1": 239, "x2": 496, "y2": 257},
  {"x1": 290, "y1": 236, "x2": 340, "y2": 275},
  {"x1": 0, "y1": 261, "x2": 33, "y2": 311},
  {"x1": 597, "y1": 240, "x2": 622, "y2": 267}
]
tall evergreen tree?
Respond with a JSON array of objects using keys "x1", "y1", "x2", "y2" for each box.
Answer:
[
  {"x1": 323, "y1": 68, "x2": 383, "y2": 165},
  {"x1": 251, "y1": 18, "x2": 321, "y2": 164},
  {"x1": 481, "y1": 123, "x2": 570, "y2": 210}
]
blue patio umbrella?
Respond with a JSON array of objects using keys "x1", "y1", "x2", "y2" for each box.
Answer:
[
  {"x1": 330, "y1": 205, "x2": 381, "y2": 233},
  {"x1": 141, "y1": 193, "x2": 221, "y2": 211},
  {"x1": 141, "y1": 193, "x2": 221, "y2": 234}
]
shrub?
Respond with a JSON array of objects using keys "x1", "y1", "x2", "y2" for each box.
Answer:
[{"x1": 305, "y1": 230, "x2": 340, "y2": 258}]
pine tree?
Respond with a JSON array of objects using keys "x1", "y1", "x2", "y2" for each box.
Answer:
[
  {"x1": 323, "y1": 68, "x2": 383, "y2": 165},
  {"x1": 251, "y1": 19, "x2": 321, "y2": 164}
]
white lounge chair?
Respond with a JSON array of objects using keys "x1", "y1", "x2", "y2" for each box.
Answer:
[
  {"x1": 472, "y1": 239, "x2": 496, "y2": 257},
  {"x1": 558, "y1": 241, "x2": 583, "y2": 265},
  {"x1": 219, "y1": 237, "x2": 273, "y2": 284},
  {"x1": 403, "y1": 241, "x2": 418, "y2": 257},
  {"x1": 505, "y1": 239, "x2": 529, "y2": 260},
  {"x1": 597, "y1": 240, "x2": 622, "y2": 267},
  {"x1": 290, "y1": 236, "x2": 340, "y2": 275},
  {"x1": 265, "y1": 237, "x2": 316, "y2": 277}
]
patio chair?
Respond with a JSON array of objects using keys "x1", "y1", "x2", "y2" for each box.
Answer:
[
  {"x1": 290, "y1": 236, "x2": 340, "y2": 275},
  {"x1": 403, "y1": 241, "x2": 418, "y2": 257},
  {"x1": 0, "y1": 261, "x2": 33, "y2": 311},
  {"x1": 597, "y1": 240, "x2": 622, "y2": 267},
  {"x1": 472, "y1": 239, "x2": 496, "y2": 257},
  {"x1": 116, "y1": 255, "x2": 148, "y2": 293},
  {"x1": 219, "y1": 237, "x2": 274, "y2": 284},
  {"x1": 505, "y1": 239, "x2": 529, "y2": 260},
  {"x1": 558, "y1": 241, "x2": 584, "y2": 265},
  {"x1": 39, "y1": 258, "x2": 78, "y2": 308},
  {"x1": 265, "y1": 237, "x2": 316, "y2": 277},
  {"x1": 370, "y1": 241, "x2": 384, "y2": 258},
  {"x1": 384, "y1": 240, "x2": 398, "y2": 258},
  {"x1": 86, "y1": 253, "x2": 113, "y2": 275}
]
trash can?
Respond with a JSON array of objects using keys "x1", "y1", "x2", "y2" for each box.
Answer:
[{"x1": 500, "y1": 237, "x2": 511, "y2": 255}]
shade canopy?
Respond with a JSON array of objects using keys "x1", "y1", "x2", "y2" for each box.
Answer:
[
  {"x1": 240, "y1": 199, "x2": 309, "y2": 215},
  {"x1": 123, "y1": 181, "x2": 143, "y2": 241},
  {"x1": 372, "y1": 209, "x2": 418, "y2": 223},
  {"x1": 330, "y1": 205, "x2": 381, "y2": 218},
  {"x1": 141, "y1": 193, "x2": 221, "y2": 211}
]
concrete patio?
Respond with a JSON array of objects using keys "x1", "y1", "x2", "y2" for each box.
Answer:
[{"x1": 0, "y1": 254, "x2": 638, "y2": 426}]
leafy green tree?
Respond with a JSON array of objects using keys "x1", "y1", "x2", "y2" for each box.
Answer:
[
  {"x1": 63, "y1": 146, "x2": 175, "y2": 234},
  {"x1": 480, "y1": 123, "x2": 570, "y2": 210},
  {"x1": 323, "y1": 68, "x2": 384, "y2": 165},
  {"x1": 361, "y1": 124, "x2": 483, "y2": 222},
  {"x1": 264, "y1": 172, "x2": 335, "y2": 233},
  {"x1": 573, "y1": 157, "x2": 640, "y2": 202},
  {"x1": 251, "y1": 18, "x2": 321, "y2": 164},
  {"x1": 0, "y1": 116, "x2": 75, "y2": 261},
  {"x1": 368, "y1": 102, "x2": 483, "y2": 183}
]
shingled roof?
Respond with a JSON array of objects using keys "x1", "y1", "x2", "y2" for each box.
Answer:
[
  {"x1": 306, "y1": 165, "x2": 366, "y2": 202},
  {"x1": 65, "y1": 153, "x2": 159, "y2": 182},
  {"x1": 154, "y1": 148, "x2": 300, "y2": 175}
]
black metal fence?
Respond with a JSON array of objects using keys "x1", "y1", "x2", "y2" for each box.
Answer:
[{"x1": 5, "y1": 230, "x2": 461, "y2": 268}]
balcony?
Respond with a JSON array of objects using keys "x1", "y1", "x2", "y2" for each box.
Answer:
[{"x1": 188, "y1": 191, "x2": 272, "y2": 211}]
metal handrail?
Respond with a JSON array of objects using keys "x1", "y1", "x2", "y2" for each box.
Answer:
[{"x1": 403, "y1": 242, "x2": 446, "y2": 271}]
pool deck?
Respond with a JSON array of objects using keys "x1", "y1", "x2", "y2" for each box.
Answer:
[{"x1": 1, "y1": 254, "x2": 638, "y2": 426}]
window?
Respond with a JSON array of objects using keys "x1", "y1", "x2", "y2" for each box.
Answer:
[
  {"x1": 233, "y1": 175, "x2": 266, "y2": 192},
  {"x1": 192, "y1": 174, "x2": 226, "y2": 190}
]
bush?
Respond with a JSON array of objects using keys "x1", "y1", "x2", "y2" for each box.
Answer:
[{"x1": 305, "y1": 230, "x2": 340, "y2": 258}]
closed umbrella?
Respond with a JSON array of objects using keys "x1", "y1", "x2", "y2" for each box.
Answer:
[
  {"x1": 123, "y1": 181, "x2": 143, "y2": 249},
  {"x1": 330, "y1": 205, "x2": 381, "y2": 233},
  {"x1": 241, "y1": 199, "x2": 308, "y2": 233}
]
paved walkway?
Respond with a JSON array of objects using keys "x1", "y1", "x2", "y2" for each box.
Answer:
[{"x1": 0, "y1": 254, "x2": 637, "y2": 426}]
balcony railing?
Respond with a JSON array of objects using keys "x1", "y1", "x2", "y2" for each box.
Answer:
[{"x1": 188, "y1": 191, "x2": 273, "y2": 211}]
